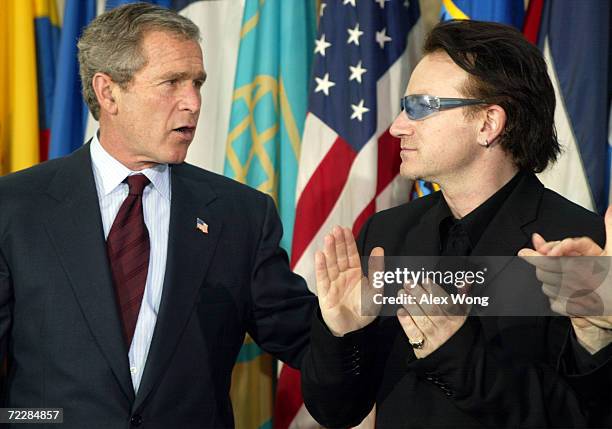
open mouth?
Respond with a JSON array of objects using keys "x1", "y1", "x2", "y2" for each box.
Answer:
[
  {"x1": 173, "y1": 126, "x2": 195, "y2": 138},
  {"x1": 174, "y1": 126, "x2": 194, "y2": 133}
]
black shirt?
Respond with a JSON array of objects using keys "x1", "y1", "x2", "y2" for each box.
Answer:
[
  {"x1": 434, "y1": 171, "x2": 612, "y2": 368},
  {"x1": 438, "y1": 170, "x2": 524, "y2": 256}
]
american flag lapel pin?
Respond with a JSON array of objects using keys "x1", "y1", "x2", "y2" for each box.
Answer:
[{"x1": 196, "y1": 217, "x2": 208, "y2": 234}]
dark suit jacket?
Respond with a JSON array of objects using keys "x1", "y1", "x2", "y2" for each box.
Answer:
[
  {"x1": 0, "y1": 144, "x2": 316, "y2": 429},
  {"x1": 302, "y1": 173, "x2": 612, "y2": 428}
]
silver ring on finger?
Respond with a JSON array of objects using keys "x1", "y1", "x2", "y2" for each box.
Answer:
[{"x1": 409, "y1": 337, "x2": 425, "y2": 349}]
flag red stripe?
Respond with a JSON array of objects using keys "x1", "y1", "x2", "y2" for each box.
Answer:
[
  {"x1": 273, "y1": 366, "x2": 303, "y2": 429},
  {"x1": 39, "y1": 128, "x2": 50, "y2": 162},
  {"x1": 352, "y1": 130, "x2": 401, "y2": 236},
  {"x1": 291, "y1": 136, "x2": 357, "y2": 268},
  {"x1": 523, "y1": 0, "x2": 544, "y2": 44}
]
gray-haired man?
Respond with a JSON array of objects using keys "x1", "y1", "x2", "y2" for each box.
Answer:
[{"x1": 0, "y1": 3, "x2": 315, "y2": 428}]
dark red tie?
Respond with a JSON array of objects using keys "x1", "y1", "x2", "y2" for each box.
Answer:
[{"x1": 107, "y1": 174, "x2": 150, "y2": 347}]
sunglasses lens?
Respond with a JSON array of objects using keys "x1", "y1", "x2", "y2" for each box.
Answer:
[{"x1": 401, "y1": 96, "x2": 435, "y2": 120}]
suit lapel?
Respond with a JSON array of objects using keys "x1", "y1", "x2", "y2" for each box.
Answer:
[
  {"x1": 133, "y1": 166, "x2": 221, "y2": 412},
  {"x1": 471, "y1": 173, "x2": 544, "y2": 281},
  {"x1": 43, "y1": 144, "x2": 134, "y2": 402}
]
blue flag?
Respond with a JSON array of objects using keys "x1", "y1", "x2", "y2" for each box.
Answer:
[
  {"x1": 48, "y1": 0, "x2": 95, "y2": 159},
  {"x1": 105, "y1": 0, "x2": 172, "y2": 11},
  {"x1": 440, "y1": 0, "x2": 524, "y2": 29},
  {"x1": 537, "y1": 0, "x2": 610, "y2": 213}
]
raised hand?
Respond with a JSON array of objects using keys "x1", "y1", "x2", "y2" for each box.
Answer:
[
  {"x1": 518, "y1": 206, "x2": 612, "y2": 353},
  {"x1": 315, "y1": 226, "x2": 384, "y2": 337}
]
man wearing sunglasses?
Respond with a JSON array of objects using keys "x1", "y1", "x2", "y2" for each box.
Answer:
[{"x1": 302, "y1": 20, "x2": 611, "y2": 428}]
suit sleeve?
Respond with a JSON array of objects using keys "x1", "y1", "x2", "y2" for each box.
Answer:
[
  {"x1": 557, "y1": 322, "x2": 612, "y2": 426},
  {"x1": 566, "y1": 333, "x2": 612, "y2": 371},
  {"x1": 407, "y1": 316, "x2": 593, "y2": 428},
  {"x1": 246, "y1": 194, "x2": 317, "y2": 369},
  {"x1": 0, "y1": 245, "x2": 12, "y2": 361},
  {"x1": 301, "y1": 217, "x2": 386, "y2": 428}
]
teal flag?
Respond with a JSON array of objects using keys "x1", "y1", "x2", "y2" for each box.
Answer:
[
  {"x1": 224, "y1": 0, "x2": 316, "y2": 254},
  {"x1": 224, "y1": 2, "x2": 315, "y2": 428}
]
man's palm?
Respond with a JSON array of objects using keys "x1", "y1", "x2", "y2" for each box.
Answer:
[{"x1": 315, "y1": 226, "x2": 383, "y2": 336}]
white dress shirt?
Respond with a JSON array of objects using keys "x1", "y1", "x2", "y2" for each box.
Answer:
[{"x1": 90, "y1": 133, "x2": 171, "y2": 393}]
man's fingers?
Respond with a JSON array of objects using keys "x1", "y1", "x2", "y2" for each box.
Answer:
[
  {"x1": 399, "y1": 294, "x2": 435, "y2": 337},
  {"x1": 323, "y1": 233, "x2": 340, "y2": 281},
  {"x1": 548, "y1": 237, "x2": 602, "y2": 257},
  {"x1": 532, "y1": 233, "x2": 561, "y2": 254},
  {"x1": 518, "y1": 248, "x2": 541, "y2": 258},
  {"x1": 534, "y1": 267, "x2": 563, "y2": 288},
  {"x1": 397, "y1": 307, "x2": 425, "y2": 345},
  {"x1": 333, "y1": 226, "x2": 349, "y2": 272},
  {"x1": 582, "y1": 316, "x2": 612, "y2": 330},
  {"x1": 314, "y1": 251, "x2": 331, "y2": 298},
  {"x1": 532, "y1": 233, "x2": 548, "y2": 252},
  {"x1": 519, "y1": 253, "x2": 562, "y2": 274},
  {"x1": 605, "y1": 205, "x2": 612, "y2": 255},
  {"x1": 565, "y1": 293, "x2": 604, "y2": 318},
  {"x1": 367, "y1": 247, "x2": 385, "y2": 287},
  {"x1": 543, "y1": 287, "x2": 601, "y2": 317},
  {"x1": 525, "y1": 229, "x2": 605, "y2": 258},
  {"x1": 541, "y1": 283, "x2": 560, "y2": 298},
  {"x1": 550, "y1": 297, "x2": 570, "y2": 317},
  {"x1": 413, "y1": 280, "x2": 447, "y2": 320},
  {"x1": 344, "y1": 227, "x2": 361, "y2": 269}
]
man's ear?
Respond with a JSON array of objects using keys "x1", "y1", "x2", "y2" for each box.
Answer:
[
  {"x1": 477, "y1": 104, "x2": 506, "y2": 148},
  {"x1": 92, "y1": 72, "x2": 119, "y2": 116}
]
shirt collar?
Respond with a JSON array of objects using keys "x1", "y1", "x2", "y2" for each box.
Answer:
[
  {"x1": 90, "y1": 131, "x2": 171, "y2": 200},
  {"x1": 437, "y1": 170, "x2": 524, "y2": 249}
]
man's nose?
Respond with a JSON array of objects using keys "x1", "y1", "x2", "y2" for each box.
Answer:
[
  {"x1": 179, "y1": 84, "x2": 201, "y2": 113},
  {"x1": 389, "y1": 111, "x2": 415, "y2": 138}
]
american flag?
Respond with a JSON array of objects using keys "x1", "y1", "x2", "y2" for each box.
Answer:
[
  {"x1": 274, "y1": 1, "x2": 424, "y2": 427},
  {"x1": 196, "y1": 217, "x2": 208, "y2": 234},
  {"x1": 291, "y1": 0, "x2": 422, "y2": 286}
]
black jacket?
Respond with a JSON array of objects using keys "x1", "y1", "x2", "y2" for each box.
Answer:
[{"x1": 302, "y1": 173, "x2": 611, "y2": 428}]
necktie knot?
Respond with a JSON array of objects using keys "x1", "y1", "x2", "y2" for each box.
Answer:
[{"x1": 126, "y1": 174, "x2": 150, "y2": 196}]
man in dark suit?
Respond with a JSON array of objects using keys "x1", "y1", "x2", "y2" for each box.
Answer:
[
  {"x1": 0, "y1": 3, "x2": 315, "y2": 428},
  {"x1": 301, "y1": 20, "x2": 612, "y2": 428}
]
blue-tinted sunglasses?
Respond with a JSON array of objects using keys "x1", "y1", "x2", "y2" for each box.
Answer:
[{"x1": 400, "y1": 94, "x2": 488, "y2": 120}]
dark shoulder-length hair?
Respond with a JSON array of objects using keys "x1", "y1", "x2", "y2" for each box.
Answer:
[{"x1": 424, "y1": 19, "x2": 560, "y2": 173}]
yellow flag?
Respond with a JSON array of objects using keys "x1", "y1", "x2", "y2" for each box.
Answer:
[
  {"x1": 0, "y1": 5, "x2": 8, "y2": 175},
  {"x1": 3, "y1": 0, "x2": 40, "y2": 174}
]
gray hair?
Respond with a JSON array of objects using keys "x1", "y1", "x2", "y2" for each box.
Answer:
[{"x1": 77, "y1": 2, "x2": 200, "y2": 120}]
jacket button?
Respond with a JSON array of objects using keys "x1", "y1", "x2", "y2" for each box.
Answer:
[{"x1": 131, "y1": 415, "x2": 143, "y2": 426}]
